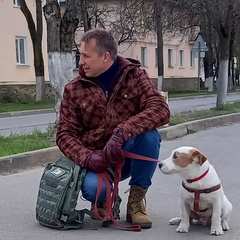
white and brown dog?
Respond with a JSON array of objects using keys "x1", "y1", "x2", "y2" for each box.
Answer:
[{"x1": 158, "y1": 146, "x2": 232, "y2": 236}]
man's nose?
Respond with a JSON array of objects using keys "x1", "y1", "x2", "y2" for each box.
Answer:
[{"x1": 79, "y1": 57, "x2": 85, "y2": 66}]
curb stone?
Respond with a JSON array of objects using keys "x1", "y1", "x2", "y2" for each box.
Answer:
[
  {"x1": 0, "y1": 108, "x2": 55, "y2": 118},
  {"x1": 0, "y1": 113, "x2": 240, "y2": 175},
  {"x1": 159, "y1": 112, "x2": 240, "y2": 140},
  {"x1": 0, "y1": 147, "x2": 63, "y2": 175}
]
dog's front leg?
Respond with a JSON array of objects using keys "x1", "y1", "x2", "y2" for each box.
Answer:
[
  {"x1": 210, "y1": 198, "x2": 223, "y2": 235},
  {"x1": 176, "y1": 199, "x2": 190, "y2": 233}
]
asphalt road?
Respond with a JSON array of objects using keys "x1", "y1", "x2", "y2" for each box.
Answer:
[
  {"x1": 1, "y1": 123, "x2": 240, "y2": 240},
  {"x1": 169, "y1": 92, "x2": 240, "y2": 113},
  {"x1": 0, "y1": 92, "x2": 239, "y2": 136},
  {"x1": 0, "y1": 112, "x2": 55, "y2": 136}
]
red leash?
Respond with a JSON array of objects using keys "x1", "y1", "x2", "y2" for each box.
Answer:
[
  {"x1": 94, "y1": 164, "x2": 141, "y2": 231},
  {"x1": 124, "y1": 151, "x2": 161, "y2": 162},
  {"x1": 93, "y1": 151, "x2": 160, "y2": 231}
]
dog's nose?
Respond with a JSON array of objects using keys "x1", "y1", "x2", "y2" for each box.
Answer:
[{"x1": 158, "y1": 162, "x2": 163, "y2": 169}]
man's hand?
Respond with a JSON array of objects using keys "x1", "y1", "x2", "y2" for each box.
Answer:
[
  {"x1": 83, "y1": 150, "x2": 109, "y2": 173},
  {"x1": 83, "y1": 127, "x2": 125, "y2": 173},
  {"x1": 103, "y1": 127, "x2": 125, "y2": 165}
]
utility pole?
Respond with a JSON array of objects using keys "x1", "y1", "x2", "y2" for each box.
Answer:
[{"x1": 156, "y1": 0, "x2": 164, "y2": 91}]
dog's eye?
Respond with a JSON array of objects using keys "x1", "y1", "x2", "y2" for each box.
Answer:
[{"x1": 173, "y1": 152, "x2": 177, "y2": 159}]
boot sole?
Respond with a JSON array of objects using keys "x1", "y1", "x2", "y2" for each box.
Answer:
[{"x1": 126, "y1": 214, "x2": 152, "y2": 229}]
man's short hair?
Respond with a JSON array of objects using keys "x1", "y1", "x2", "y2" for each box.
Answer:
[{"x1": 80, "y1": 28, "x2": 118, "y2": 59}]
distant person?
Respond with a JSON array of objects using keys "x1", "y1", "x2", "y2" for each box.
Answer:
[{"x1": 56, "y1": 28, "x2": 170, "y2": 229}]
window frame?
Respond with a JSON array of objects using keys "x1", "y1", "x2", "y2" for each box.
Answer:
[
  {"x1": 168, "y1": 49, "x2": 173, "y2": 68},
  {"x1": 179, "y1": 50, "x2": 184, "y2": 68},
  {"x1": 190, "y1": 51, "x2": 195, "y2": 68},
  {"x1": 13, "y1": 0, "x2": 20, "y2": 7},
  {"x1": 155, "y1": 48, "x2": 158, "y2": 67},
  {"x1": 141, "y1": 47, "x2": 148, "y2": 67},
  {"x1": 15, "y1": 36, "x2": 27, "y2": 65}
]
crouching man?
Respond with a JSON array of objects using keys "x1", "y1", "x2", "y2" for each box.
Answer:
[{"x1": 56, "y1": 28, "x2": 170, "y2": 229}]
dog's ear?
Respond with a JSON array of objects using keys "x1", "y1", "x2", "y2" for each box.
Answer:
[{"x1": 192, "y1": 150, "x2": 207, "y2": 166}]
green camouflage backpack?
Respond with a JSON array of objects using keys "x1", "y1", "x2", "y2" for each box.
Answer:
[
  {"x1": 36, "y1": 156, "x2": 122, "y2": 230},
  {"x1": 36, "y1": 156, "x2": 90, "y2": 229}
]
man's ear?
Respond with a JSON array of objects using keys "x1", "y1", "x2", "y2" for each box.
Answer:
[
  {"x1": 192, "y1": 150, "x2": 207, "y2": 166},
  {"x1": 102, "y1": 52, "x2": 111, "y2": 62}
]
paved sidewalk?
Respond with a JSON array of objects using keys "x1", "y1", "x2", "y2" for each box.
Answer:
[{"x1": 1, "y1": 123, "x2": 240, "y2": 240}]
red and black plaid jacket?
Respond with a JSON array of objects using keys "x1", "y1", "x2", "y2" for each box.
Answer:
[{"x1": 56, "y1": 56, "x2": 170, "y2": 165}]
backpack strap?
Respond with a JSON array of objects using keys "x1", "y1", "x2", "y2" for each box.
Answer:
[{"x1": 60, "y1": 208, "x2": 96, "y2": 230}]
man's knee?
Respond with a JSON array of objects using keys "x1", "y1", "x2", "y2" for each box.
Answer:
[
  {"x1": 136, "y1": 129, "x2": 161, "y2": 146},
  {"x1": 82, "y1": 171, "x2": 107, "y2": 203}
]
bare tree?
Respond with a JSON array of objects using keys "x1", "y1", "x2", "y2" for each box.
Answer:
[
  {"x1": 163, "y1": 0, "x2": 240, "y2": 108},
  {"x1": 203, "y1": 0, "x2": 237, "y2": 107},
  {"x1": 86, "y1": 0, "x2": 155, "y2": 44},
  {"x1": 19, "y1": 0, "x2": 45, "y2": 101}
]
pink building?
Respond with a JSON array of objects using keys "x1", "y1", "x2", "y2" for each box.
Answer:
[
  {"x1": 0, "y1": 1, "x2": 198, "y2": 91},
  {"x1": 0, "y1": 0, "x2": 49, "y2": 85}
]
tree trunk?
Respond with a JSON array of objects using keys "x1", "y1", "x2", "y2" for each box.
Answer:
[
  {"x1": 48, "y1": 52, "x2": 74, "y2": 121},
  {"x1": 216, "y1": 37, "x2": 229, "y2": 108},
  {"x1": 228, "y1": 27, "x2": 236, "y2": 90},
  {"x1": 204, "y1": 50, "x2": 215, "y2": 92},
  {"x1": 20, "y1": 0, "x2": 46, "y2": 101},
  {"x1": 156, "y1": 0, "x2": 164, "y2": 91},
  {"x1": 80, "y1": 0, "x2": 91, "y2": 32}
]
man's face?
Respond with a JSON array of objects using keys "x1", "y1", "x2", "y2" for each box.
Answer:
[{"x1": 79, "y1": 39, "x2": 107, "y2": 77}]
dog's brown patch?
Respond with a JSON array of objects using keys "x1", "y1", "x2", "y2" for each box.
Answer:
[
  {"x1": 173, "y1": 151, "x2": 194, "y2": 168},
  {"x1": 173, "y1": 149, "x2": 207, "y2": 167},
  {"x1": 191, "y1": 150, "x2": 207, "y2": 166}
]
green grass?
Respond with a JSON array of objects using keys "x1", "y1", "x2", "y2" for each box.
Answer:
[
  {"x1": 0, "y1": 100, "x2": 55, "y2": 113},
  {"x1": 169, "y1": 101, "x2": 240, "y2": 126},
  {"x1": 0, "y1": 126, "x2": 56, "y2": 157},
  {"x1": 168, "y1": 90, "x2": 211, "y2": 98}
]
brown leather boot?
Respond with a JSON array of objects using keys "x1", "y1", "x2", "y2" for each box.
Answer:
[
  {"x1": 90, "y1": 201, "x2": 106, "y2": 219},
  {"x1": 126, "y1": 186, "x2": 152, "y2": 229}
]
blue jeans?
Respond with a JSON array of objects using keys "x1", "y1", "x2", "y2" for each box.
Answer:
[{"x1": 82, "y1": 129, "x2": 161, "y2": 203}]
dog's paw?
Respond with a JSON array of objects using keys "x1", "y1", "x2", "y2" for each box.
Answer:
[
  {"x1": 210, "y1": 227, "x2": 224, "y2": 236},
  {"x1": 169, "y1": 217, "x2": 182, "y2": 225},
  {"x1": 176, "y1": 225, "x2": 189, "y2": 233},
  {"x1": 222, "y1": 222, "x2": 230, "y2": 231}
]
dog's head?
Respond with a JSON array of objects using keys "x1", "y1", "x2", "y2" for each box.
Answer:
[{"x1": 158, "y1": 146, "x2": 207, "y2": 175}]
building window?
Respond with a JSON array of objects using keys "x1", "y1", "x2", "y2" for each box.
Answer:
[
  {"x1": 179, "y1": 50, "x2": 184, "y2": 68},
  {"x1": 13, "y1": 0, "x2": 20, "y2": 7},
  {"x1": 58, "y1": 0, "x2": 67, "y2": 4},
  {"x1": 141, "y1": 47, "x2": 147, "y2": 67},
  {"x1": 168, "y1": 49, "x2": 173, "y2": 67},
  {"x1": 155, "y1": 48, "x2": 158, "y2": 67},
  {"x1": 15, "y1": 37, "x2": 27, "y2": 65},
  {"x1": 190, "y1": 51, "x2": 195, "y2": 68}
]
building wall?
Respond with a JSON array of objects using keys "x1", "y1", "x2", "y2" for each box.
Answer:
[
  {"x1": 0, "y1": 0, "x2": 49, "y2": 84},
  {"x1": 0, "y1": 83, "x2": 54, "y2": 103},
  {"x1": 117, "y1": 36, "x2": 198, "y2": 80}
]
